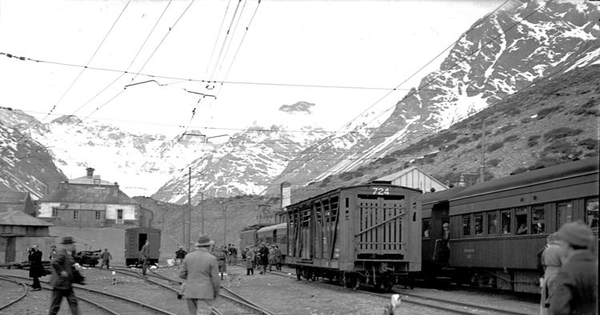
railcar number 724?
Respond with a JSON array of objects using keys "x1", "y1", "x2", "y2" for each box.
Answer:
[{"x1": 372, "y1": 187, "x2": 390, "y2": 195}]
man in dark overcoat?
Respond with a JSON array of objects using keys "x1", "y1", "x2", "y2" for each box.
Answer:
[
  {"x1": 28, "y1": 244, "x2": 45, "y2": 291},
  {"x1": 49, "y1": 236, "x2": 80, "y2": 315},
  {"x1": 548, "y1": 221, "x2": 597, "y2": 315},
  {"x1": 179, "y1": 235, "x2": 220, "y2": 315}
]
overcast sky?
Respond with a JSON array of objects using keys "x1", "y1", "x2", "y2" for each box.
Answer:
[{"x1": 0, "y1": 0, "x2": 506, "y2": 138}]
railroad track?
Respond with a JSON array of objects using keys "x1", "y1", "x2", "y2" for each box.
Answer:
[
  {"x1": 113, "y1": 266, "x2": 278, "y2": 315},
  {"x1": 0, "y1": 273, "x2": 177, "y2": 315},
  {"x1": 267, "y1": 268, "x2": 535, "y2": 315},
  {"x1": 0, "y1": 275, "x2": 28, "y2": 311}
]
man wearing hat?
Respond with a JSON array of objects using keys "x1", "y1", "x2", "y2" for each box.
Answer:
[
  {"x1": 179, "y1": 235, "x2": 220, "y2": 315},
  {"x1": 548, "y1": 221, "x2": 597, "y2": 315},
  {"x1": 49, "y1": 236, "x2": 80, "y2": 315}
]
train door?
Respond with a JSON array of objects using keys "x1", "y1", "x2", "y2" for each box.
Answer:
[
  {"x1": 431, "y1": 202, "x2": 450, "y2": 264},
  {"x1": 355, "y1": 195, "x2": 405, "y2": 256}
]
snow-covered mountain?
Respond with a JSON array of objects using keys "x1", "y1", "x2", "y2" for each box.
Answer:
[
  {"x1": 264, "y1": 0, "x2": 600, "y2": 196},
  {"x1": 151, "y1": 102, "x2": 329, "y2": 204},
  {"x1": 2, "y1": 1, "x2": 598, "y2": 206}
]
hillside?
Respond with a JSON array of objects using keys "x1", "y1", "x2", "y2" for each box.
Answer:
[{"x1": 288, "y1": 64, "x2": 599, "y2": 203}]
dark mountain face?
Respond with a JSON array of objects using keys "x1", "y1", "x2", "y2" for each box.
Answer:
[{"x1": 0, "y1": 110, "x2": 67, "y2": 197}]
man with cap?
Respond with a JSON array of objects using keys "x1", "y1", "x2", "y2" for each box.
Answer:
[
  {"x1": 548, "y1": 221, "x2": 597, "y2": 315},
  {"x1": 49, "y1": 236, "x2": 80, "y2": 315},
  {"x1": 179, "y1": 235, "x2": 220, "y2": 315}
]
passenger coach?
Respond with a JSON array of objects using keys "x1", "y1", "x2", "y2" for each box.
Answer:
[
  {"x1": 422, "y1": 158, "x2": 598, "y2": 293},
  {"x1": 285, "y1": 181, "x2": 422, "y2": 290}
]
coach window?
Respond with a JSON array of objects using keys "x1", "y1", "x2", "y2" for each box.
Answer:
[
  {"x1": 501, "y1": 211, "x2": 512, "y2": 234},
  {"x1": 586, "y1": 198, "x2": 599, "y2": 229},
  {"x1": 462, "y1": 215, "x2": 471, "y2": 236},
  {"x1": 557, "y1": 202, "x2": 573, "y2": 228},
  {"x1": 516, "y1": 207, "x2": 528, "y2": 235},
  {"x1": 422, "y1": 219, "x2": 430, "y2": 238},
  {"x1": 474, "y1": 214, "x2": 483, "y2": 235},
  {"x1": 531, "y1": 205, "x2": 545, "y2": 234},
  {"x1": 488, "y1": 212, "x2": 498, "y2": 235}
]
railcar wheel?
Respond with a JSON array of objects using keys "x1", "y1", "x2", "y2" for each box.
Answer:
[{"x1": 296, "y1": 267, "x2": 302, "y2": 280}]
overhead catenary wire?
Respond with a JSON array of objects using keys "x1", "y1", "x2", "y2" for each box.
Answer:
[
  {"x1": 265, "y1": 0, "x2": 546, "y2": 189},
  {"x1": 42, "y1": 0, "x2": 133, "y2": 122}
]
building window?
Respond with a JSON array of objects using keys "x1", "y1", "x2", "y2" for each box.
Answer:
[
  {"x1": 501, "y1": 210, "x2": 512, "y2": 234},
  {"x1": 488, "y1": 212, "x2": 498, "y2": 235},
  {"x1": 516, "y1": 207, "x2": 528, "y2": 235},
  {"x1": 531, "y1": 205, "x2": 545, "y2": 234},
  {"x1": 474, "y1": 214, "x2": 483, "y2": 235},
  {"x1": 52, "y1": 207, "x2": 58, "y2": 217},
  {"x1": 586, "y1": 198, "x2": 599, "y2": 229},
  {"x1": 73, "y1": 210, "x2": 79, "y2": 220},
  {"x1": 95, "y1": 211, "x2": 101, "y2": 220},
  {"x1": 557, "y1": 202, "x2": 573, "y2": 228},
  {"x1": 462, "y1": 215, "x2": 471, "y2": 236}
]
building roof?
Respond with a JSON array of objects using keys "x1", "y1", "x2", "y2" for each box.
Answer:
[
  {"x1": 40, "y1": 182, "x2": 138, "y2": 205},
  {"x1": 378, "y1": 166, "x2": 448, "y2": 190},
  {"x1": 69, "y1": 175, "x2": 113, "y2": 185},
  {"x1": 0, "y1": 211, "x2": 53, "y2": 227}
]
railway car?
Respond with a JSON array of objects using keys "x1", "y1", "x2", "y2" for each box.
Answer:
[
  {"x1": 285, "y1": 181, "x2": 422, "y2": 290},
  {"x1": 239, "y1": 223, "x2": 272, "y2": 251},
  {"x1": 425, "y1": 158, "x2": 598, "y2": 293},
  {"x1": 124, "y1": 227, "x2": 161, "y2": 266},
  {"x1": 256, "y1": 222, "x2": 288, "y2": 261}
]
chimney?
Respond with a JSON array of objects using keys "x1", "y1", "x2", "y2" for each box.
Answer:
[
  {"x1": 86, "y1": 167, "x2": 95, "y2": 178},
  {"x1": 281, "y1": 182, "x2": 292, "y2": 208}
]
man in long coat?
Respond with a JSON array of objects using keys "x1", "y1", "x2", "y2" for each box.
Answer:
[
  {"x1": 179, "y1": 235, "x2": 220, "y2": 315},
  {"x1": 28, "y1": 244, "x2": 45, "y2": 291},
  {"x1": 49, "y1": 236, "x2": 80, "y2": 315}
]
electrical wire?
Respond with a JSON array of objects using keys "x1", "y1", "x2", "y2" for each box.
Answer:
[{"x1": 42, "y1": 0, "x2": 133, "y2": 122}]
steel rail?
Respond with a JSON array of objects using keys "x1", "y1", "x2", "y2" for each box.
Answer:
[{"x1": 0, "y1": 275, "x2": 28, "y2": 310}]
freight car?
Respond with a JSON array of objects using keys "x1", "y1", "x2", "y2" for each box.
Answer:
[
  {"x1": 256, "y1": 222, "x2": 288, "y2": 261},
  {"x1": 420, "y1": 157, "x2": 599, "y2": 293},
  {"x1": 285, "y1": 182, "x2": 422, "y2": 291},
  {"x1": 124, "y1": 227, "x2": 161, "y2": 266}
]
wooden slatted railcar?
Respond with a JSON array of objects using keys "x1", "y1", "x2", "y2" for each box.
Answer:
[
  {"x1": 444, "y1": 158, "x2": 598, "y2": 293},
  {"x1": 285, "y1": 182, "x2": 422, "y2": 290}
]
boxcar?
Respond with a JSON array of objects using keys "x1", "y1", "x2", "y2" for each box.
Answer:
[
  {"x1": 124, "y1": 227, "x2": 161, "y2": 266},
  {"x1": 285, "y1": 182, "x2": 422, "y2": 290},
  {"x1": 256, "y1": 223, "x2": 288, "y2": 261},
  {"x1": 445, "y1": 157, "x2": 598, "y2": 293}
]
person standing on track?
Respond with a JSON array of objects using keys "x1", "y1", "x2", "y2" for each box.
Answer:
[
  {"x1": 179, "y1": 235, "x2": 220, "y2": 315},
  {"x1": 100, "y1": 248, "x2": 113, "y2": 270},
  {"x1": 539, "y1": 232, "x2": 563, "y2": 315},
  {"x1": 28, "y1": 244, "x2": 44, "y2": 291},
  {"x1": 140, "y1": 240, "x2": 150, "y2": 276},
  {"x1": 49, "y1": 236, "x2": 80, "y2": 315},
  {"x1": 548, "y1": 221, "x2": 597, "y2": 315},
  {"x1": 175, "y1": 246, "x2": 187, "y2": 268}
]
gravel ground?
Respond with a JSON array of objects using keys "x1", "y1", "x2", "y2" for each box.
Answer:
[{"x1": 1, "y1": 264, "x2": 539, "y2": 315}]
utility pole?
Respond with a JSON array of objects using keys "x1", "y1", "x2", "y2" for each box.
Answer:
[
  {"x1": 480, "y1": 119, "x2": 486, "y2": 183},
  {"x1": 200, "y1": 192, "x2": 205, "y2": 234},
  {"x1": 187, "y1": 167, "x2": 192, "y2": 252},
  {"x1": 223, "y1": 203, "x2": 227, "y2": 246}
]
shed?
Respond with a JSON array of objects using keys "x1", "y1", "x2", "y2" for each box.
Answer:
[
  {"x1": 0, "y1": 211, "x2": 55, "y2": 264},
  {"x1": 377, "y1": 166, "x2": 448, "y2": 193}
]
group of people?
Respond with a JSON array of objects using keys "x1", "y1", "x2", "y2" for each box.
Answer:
[
  {"x1": 242, "y1": 243, "x2": 283, "y2": 275},
  {"x1": 537, "y1": 221, "x2": 597, "y2": 315}
]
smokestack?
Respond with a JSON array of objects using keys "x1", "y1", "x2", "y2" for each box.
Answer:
[
  {"x1": 86, "y1": 167, "x2": 95, "y2": 178},
  {"x1": 281, "y1": 182, "x2": 291, "y2": 208}
]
